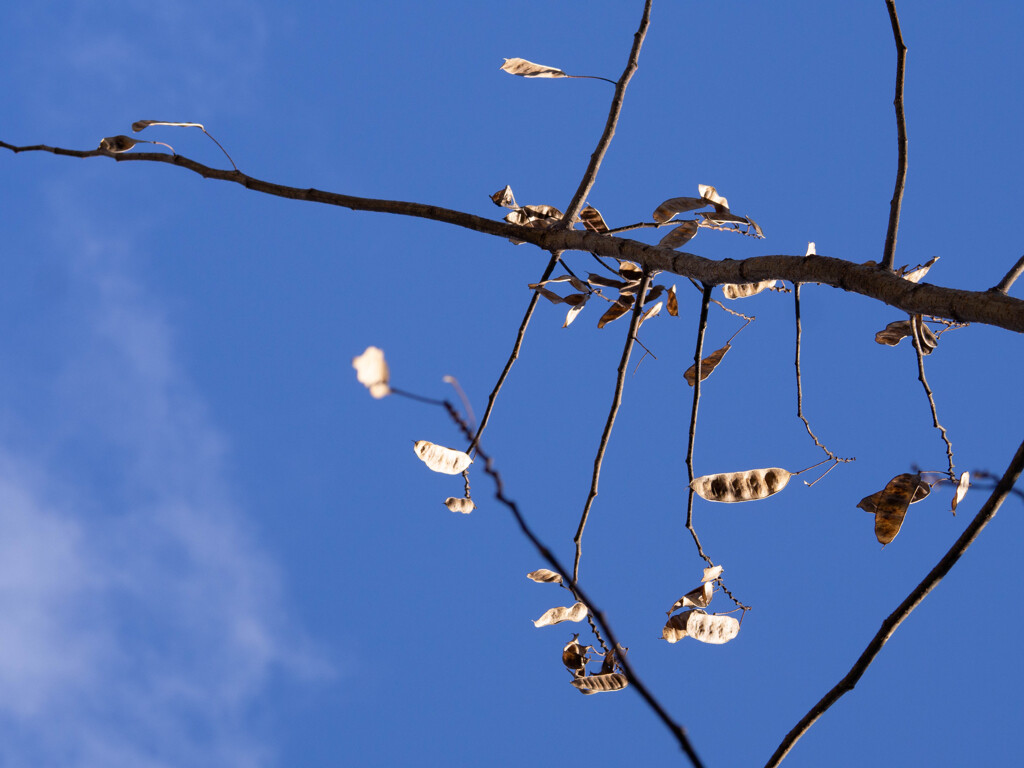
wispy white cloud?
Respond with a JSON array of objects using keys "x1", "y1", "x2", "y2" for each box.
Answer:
[{"x1": 0, "y1": 214, "x2": 330, "y2": 767}]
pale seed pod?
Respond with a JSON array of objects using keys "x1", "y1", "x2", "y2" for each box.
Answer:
[
  {"x1": 690, "y1": 468, "x2": 792, "y2": 503},
  {"x1": 413, "y1": 441, "x2": 472, "y2": 475},
  {"x1": 572, "y1": 673, "x2": 628, "y2": 695}
]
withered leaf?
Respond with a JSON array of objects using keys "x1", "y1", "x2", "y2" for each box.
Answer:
[
  {"x1": 684, "y1": 343, "x2": 731, "y2": 386},
  {"x1": 579, "y1": 206, "x2": 609, "y2": 233},
  {"x1": 667, "y1": 284, "x2": 679, "y2": 316},
  {"x1": 901, "y1": 257, "x2": 939, "y2": 283},
  {"x1": 586, "y1": 274, "x2": 628, "y2": 290},
  {"x1": 572, "y1": 673, "x2": 628, "y2": 695},
  {"x1": 875, "y1": 320, "x2": 913, "y2": 346},
  {"x1": 562, "y1": 292, "x2": 588, "y2": 307},
  {"x1": 857, "y1": 473, "x2": 931, "y2": 545},
  {"x1": 951, "y1": 472, "x2": 969, "y2": 515},
  {"x1": 413, "y1": 440, "x2": 473, "y2": 475},
  {"x1": 652, "y1": 196, "x2": 708, "y2": 224},
  {"x1": 564, "y1": 302, "x2": 587, "y2": 328},
  {"x1": 702, "y1": 565, "x2": 724, "y2": 583},
  {"x1": 526, "y1": 569, "x2": 563, "y2": 584},
  {"x1": 597, "y1": 298, "x2": 634, "y2": 329},
  {"x1": 644, "y1": 285, "x2": 665, "y2": 306},
  {"x1": 444, "y1": 497, "x2": 475, "y2": 514},
  {"x1": 668, "y1": 582, "x2": 714, "y2": 614},
  {"x1": 568, "y1": 276, "x2": 590, "y2": 292},
  {"x1": 698, "y1": 184, "x2": 730, "y2": 211},
  {"x1": 691, "y1": 468, "x2": 792, "y2": 503},
  {"x1": 722, "y1": 280, "x2": 776, "y2": 300},
  {"x1": 500, "y1": 58, "x2": 568, "y2": 78},
  {"x1": 132, "y1": 120, "x2": 204, "y2": 132},
  {"x1": 99, "y1": 135, "x2": 138, "y2": 153},
  {"x1": 562, "y1": 635, "x2": 591, "y2": 673},
  {"x1": 490, "y1": 185, "x2": 517, "y2": 208},
  {"x1": 658, "y1": 220, "x2": 700, "y2": 249},
  {"x1": 639, "y1": 301, "x2": 663, "y2": 328},
  {"x1": 352, "y1": 346, "x2": 391, "y2": 399},
  {"x1": 533, "y1": 602, "x2": 588, "y2": 627},
  {"x1": 528, "y1": 285, "x2": 566, "y2": 305},
  {"x1": 618, "y1": 261, "x2": 643, "y2": 281}
]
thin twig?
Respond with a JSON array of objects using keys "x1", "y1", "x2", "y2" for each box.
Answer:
[
  {"x1": 573, "y1": 272, "x2": 654, "y2": 582},
  {"x1": 442, "y1": 402, "x2": 706, "y2": 768},
  {"x1": 794, "y1": 284, "x2": 854, "y2": 462},
  {"x1": 880, "y1": 0, "x2": 908, "y2": 272},
  {"x1": 991, "y1": 253, "x2": 1024, "y2": 295},
  {"x1": 764, "y1": 438, "x2": 1024, "y2": 768},
  {"x1": 909, "y1": 314, "x2": 956, "y2": 481},
  {"x1": 558, "y1": 0, "x2": 654, "y2": 228},
  {"x1": 685, "y1": 285, "x2": 713, "y2": 565},
  {"x1": 466, "y1": 253, "x2": 560, "y2": 454},
  {"x1": 5, "y1": 142, "x2": 1024, "y2": 332}
]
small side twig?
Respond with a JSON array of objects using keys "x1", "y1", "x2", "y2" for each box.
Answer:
[
  {"x1": 685, "y1": 285, "x2": 713, "y2": 565},
  {"x1": 881, "y1": 0, "x2": 909, "y2": 272},
  {"x1": 764, "y1": 437, "x2": 1024, "y2": 768},
  {"x1": 990, "y1": 253, "x2": 1024, "y2": 295},
  {"x1": 573, "y1": 272, "x2": 654, "y2": 582},
  {"x1": 909, "y1": 314, "x2": 956, "y2": 481}
]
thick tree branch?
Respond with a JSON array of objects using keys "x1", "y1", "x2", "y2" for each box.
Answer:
[
  {"x1": 881, "y1": 0, "x2": 909, "y2": 272},
  {"x1": 764, "y1": 437, "x2": 1024, "y2": 768},
  {"x1": 4, "y1": 141, "x2": 1024, "y2": 333}
]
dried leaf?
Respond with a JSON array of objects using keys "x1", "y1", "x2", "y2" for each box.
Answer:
[
  {"x1": 698, "y1": 184, "x2": 730, "y2": 211},
  {"x1": 579, "y1": 206, "x2": 609, "y2": 233},
  {"x1": 132, "y1": 120, "x2": 204, "y2": 132},
  {"x1": 586, "y1": 274, "x2": 627, "y2": 290},
  {"x1": 663, "y1": 610, "x2": 740, "y2": 645},
  {"x1": 875, "y1": 320, "x2": 913, "y2": 346},
  {"x1": 562, "y1": 635, "x2": 591, "y2": 674},
  {"x1": 901, "y1": 257, "x2": 939, "y2": 283},
  {"x1": 643, "y1": 285, "x2": 665, "y2": 306},
  {"x1": 562, "y1": 293, "x2": 588, "y2": 307},
  {"x1": 805, "y1": 242, "x2": 816, "y2": 257},
  {"x1": 563, "y1": 302, "x2": 587, "y2": 328},
  {"x1": 528, "y1": 285, "x2": 566, "y2": 305},
  {"x1": 618, "y1": 261, "x2": 643, "y2": 281},
  {"x1": 856, "y1": 473, "x2": 931, "y2": 545},
  {"x1": 658, "y1": 220, "x2": 699, "y2": 249},
  {"x1": 444, "y1": 497, "x2": 475, "y2": 514},
  {"x1": 912, "y1": 314, "x2": 938, "y2": 354},
  {"x1": 533, "y1": 602, "x2": 588, "y2": 628},
  {"x1": 668, "y1": 582, "x2": 713, "y2": 614},
  {"x1": 667, "y1": 284, "x2": 679, "y2": 316},
  {"x1": 490, "y1": 185, "x2": 517, "y2": 208},
  {"x1": 99, "y1": 135, "x2": 138, "y2": 153},
  {"x1": 951, "y1": 472, "x2": 969, "y2": 515},
  {"x1": 722, "y1": 280, "x2": 776, "y2": 300},
  {"x1": 500, "y1": 58, "x2": 567, "y2": 78},
  {"x1": 352, "y1": 346, "x2": 391, "y2": 399},
  {"x1": 652, "y1": 197, "x2": 708, "y2": 224},
  {"x1": 639, "y1": 301, "x2": 663, "y2": 328},
  {"x1": 684, "y1": 343, "x2": 731, "y2": 386},
  {"x1": 413, "y1": 440, "x2": 473, "y2": 475},
  {"x1": 597, "y1": 298, "x2": 633, "y2": 329},
  {"x1": 526, "y1": 569, "x2": 563, "y2": 584},
  {"x1": 572, "y1": 673, "x2": 628, "y2": 695},
  {"x1": 568, "y1": 276, "x2": 589, "y2": 292},
  {"x1": 702, "y1": 565, "x2": 723, "y2": 583},
  {"x1": 691, "y1": 467, "x2": 792, "y2": 503}
]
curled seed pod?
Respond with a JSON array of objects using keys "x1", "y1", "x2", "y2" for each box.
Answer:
[
  {"x1": 690, "y1": 468, "x2": 792, "y2": 503},
  {"x1": 652, "y1": 196, "x2": 707, "y2": 224},
  {"x1": 413, "y1": 441, "x2": 473, "y2": 475},
  {"x1": 562, "y1": 634, "x2": 591, "y2": 674},
  {"x1": 571, "y1": 672, "x2": 628, "y2": 695},
  {"x1": 533, "y1": 602, "x2": 588, "y2": 628},
  {"x1": 98, "y1": 135, "x2": 138, "y2": 153},
  {"x1": 444, "y1": 497, "x2": 475, "y2": 514},
  {"x1": 500, "y1": 58, "x2": 567, "y2": 78},
  {"x1": 875, "y1": 320, "x2": 913, "y2": 346},
  {"x1": 668, "y1": 581, "x2": 714, "y2": 614},
  {"x1": 490, "y1": 185, "x2": 517, "y2": 208}
]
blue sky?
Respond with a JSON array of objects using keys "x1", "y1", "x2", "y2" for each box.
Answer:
[{"x1": 2, "y1": 1, "x2": 1022, "y2": 766}]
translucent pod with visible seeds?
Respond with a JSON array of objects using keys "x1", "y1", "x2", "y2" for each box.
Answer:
[
  {"x1": 722, "y1": 280, "x2": 776, "y2": 299},
  {"x1": 413, "y1": 440, "x2": 473, "y2": 475},
  {"x1": 663, "y1": 610, "x2": 740, "y2": 645},
  {"x1": 526, "y1": 568, "x2": 562, "y2": 584},
  {"x1": 571, "y1": 672, "x2": 628, "y2": 695},
  {"x1": 690, "y1": 468, "x2": 792, "y2": 503}
]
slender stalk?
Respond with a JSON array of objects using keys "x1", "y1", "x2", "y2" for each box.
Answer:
[{"x1": 881, "y1": 0, "x2": 909, "y2": 272}]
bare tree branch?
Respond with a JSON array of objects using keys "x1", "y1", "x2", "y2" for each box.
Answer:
[
  {"x1": 559, "y1": 0, "x2": 653, "y2": 228},
  {"x1": 764, "y1": 437, "x2": 1024, "y2": 768},
  {"x1": 573, "y1": 271, "x2": 654, "y2": 582},
  {"x1": 881, "y1": 0, "x2": 909, "y2": 272},
  {"x1": 685, "y1": 285, "x2": 713, "y2": 565},
  {"x1": 4, "y1": 141, "x2": 1024, "y2": 332},
  {"x1": 991, "y1": 253, "x2": 1024, "y2": 295},
  {"x1": 441, "y1": 401, "x2": 706, "y2": 768}
]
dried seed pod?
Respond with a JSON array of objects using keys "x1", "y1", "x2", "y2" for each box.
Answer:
[
  {"x1": 951, "y1": 472, "x2": 970, "y2": 515},
  {"x1": 490, "y1": 185, "x2": 517, "y2": 208},
  {"x1": 572, "y1": 672, "x2": 628, "y2": 695},
  {"x1": 526, "y1": 569, "x2": 563, "y2": 584},
  {"x1": 352, "y1": 346, "x2": 390, "y2": 399},
  {"x1": 98, "y1": 135, "x2": 138, "y2": 153},
  {"x1": 413, "y1": 441, "x2": 473, "y2": 475},
  {"x1": 579, "y1": 206, "x2": 609, "y2": 233},
  {"x1": 667, "y1": 581, "x2": 713, "y2": 614},
  {"x1": 500, "y1": 58, "x2": 567, "y2": 78},
  {"x1": 722, "y1": 280, "x2": 776, "y2": 300},
  {"x1": 562, "y1": 634, "x2": 591, "y2": 674},
  {"x1": 901, "y1": 257, "x2": 939, "y2": 283},
  {"x1": 690, "y1": 468, "x2": 792, "y2": 503},
  {"x1": 444, "y1": 497, "x2": 475, "y2": 514},
  {"x1": 658, "y1": 220, "x2": 699, "y2": 249},
  {"x1": 702, "y1": 565, "x2": 723, "y2": 583},
  {"x1": 663, "y1": 610, "x2": 740, "y2": 644},
  {"x1": 912, "y1": 314, "x2": 938, "y2": 354},
  {"x1": 875, "y1": 320, "x2": 913, "y2": 346},
  {"x1": 652, "y1": 196, "x2": 708, "y2": 224},
  {"x1": 698, "y1": 184, "x2": 730, "y2": 211},
  {"x1": 533, "y1": 602, "x2": 588, "y2": 628},
  {"x1": 597, "y1": 298, "x2": 633, "y2": 329},
  {"x1": 857, "y1": 473, "x2": 931, "y2": 545}
]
